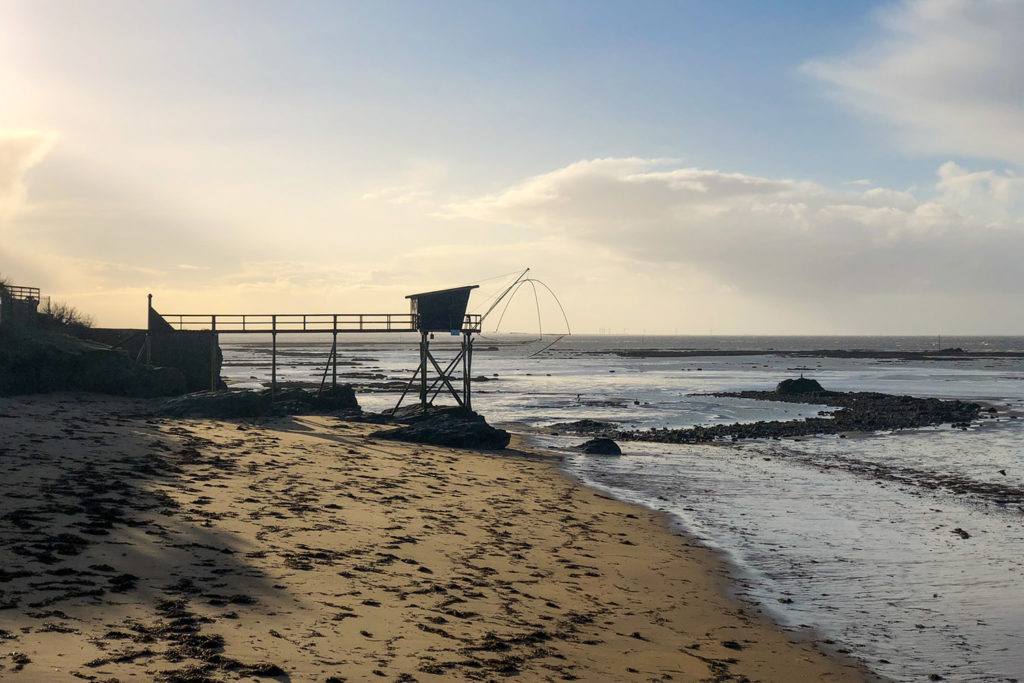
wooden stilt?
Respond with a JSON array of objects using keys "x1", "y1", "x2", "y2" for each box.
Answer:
[
  {"x1": 393, "y1": 366, "x2": 421, "y2": 413},
  {"x1": 271, "y1": 315, "x2": 277, "y2": 402},
  {"x1": 317, "y1": 337, "x2": 337, "y2": 399},
  {"x1": 209, "y1": 315, "x2": 218, "y2": 390},
  {"x1": 332, "y1": 318, "x2": 338, "y2": 389},
  {"x1": 145, "y1": 293, "x2": 153, "y2": 365},
  {"x1": 419, "y1": 332, "x2": 428, "y2": 410},
  {"x1": 464, "y1": 332, "x2": 473, "y2": 411}
]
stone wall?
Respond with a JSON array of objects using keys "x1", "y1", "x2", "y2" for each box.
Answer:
[
  {"x1": 0, "y1": 295, "x2": 40, "y2": 327},
  {"x1": 74, "y1": 328, "x2": 222, "y2": 392}
]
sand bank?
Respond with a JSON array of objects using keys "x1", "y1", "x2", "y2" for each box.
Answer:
[{"x1": 0, "y1": 394, "x2": 870, "y2": 681}]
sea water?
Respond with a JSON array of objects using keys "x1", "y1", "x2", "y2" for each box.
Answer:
[{"x1": 220, "y1": 335, "x2": 1024, "y2": 681}]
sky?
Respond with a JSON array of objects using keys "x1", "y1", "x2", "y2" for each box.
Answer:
[{"x1": 2, "y1": 0, "x2": 1024, "y2": 334}]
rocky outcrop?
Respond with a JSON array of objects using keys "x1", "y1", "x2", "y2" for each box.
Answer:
[
  {"x1": 576, "y1": 438, "x2": 621, "y2": 455},
  {"x1": 373, "y1": 406, "x2": 510, "y2": 450},
  {"x1": 155, "y1": 385, "x2": 360, "y2": 419},
  {"x1": 0, "y1": 326, "x2": 186, "y2": 397},
  {"x1": 548, "y1": 419, "x2": 618, "y2": 436},
  {"x1": 156, "y1": 390, "x2": 268, "y2": 418},
  {"x1": 615, "y1": 386, "x2": 982, "y2": 444},
  {"x1": 775, "y1": 376, "x2": 825, "y2": 394}
]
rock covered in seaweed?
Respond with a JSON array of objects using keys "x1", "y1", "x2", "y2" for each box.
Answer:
[
  {"x1": 548, "y1": 418, "x2": 618, "y2": 436},
  {"x1": 156, "y1": 385, "x2": 359, "y2": 419},
  {"x1": 614, "y1": 383, "x2": 982, "y2": 444},
  {"x1": 373, "y1": 406, "x2": 510, "y2": 450},
  {"x1": 576, "y1": 438, "x2": 622, "y2": 455},
  {"x1": 775, "y1": 376, "x2": 825, "y2": 394}
]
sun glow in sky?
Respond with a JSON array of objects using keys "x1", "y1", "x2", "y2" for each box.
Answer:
[{"x1": 2, "y1": 0, "x2": 1024, "y2": 333}]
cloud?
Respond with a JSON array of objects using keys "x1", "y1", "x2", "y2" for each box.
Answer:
[
  {"x1": 804, "y1": 0, "x2": 1024, "y2": 164},
  {"x1": 446, "y1": 158, "x2": 1024, "y2": 301},
  {"x1": 0, "y1": 130, "x2": 56, "y2": 221}
]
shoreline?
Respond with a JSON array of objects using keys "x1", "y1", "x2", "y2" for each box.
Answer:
[
  {"x1": 610, "y1": 348, "x2": 1024, "y2": 360},
  {"x1": 0, "y1": 393, "x2": 876, "y2": 681},
  {"x1": 547, "y1": 446, "x2": 881, "y2": 679}
]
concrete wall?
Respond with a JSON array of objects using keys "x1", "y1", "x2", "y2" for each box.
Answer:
[
  {"x1": 75, "y1": 328, "x2": 222, "y2": 392},
  {"x1": 0, "y1": 295, "x2": 40, "y2": 327}
]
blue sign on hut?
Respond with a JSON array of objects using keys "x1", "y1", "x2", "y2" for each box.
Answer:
[{"x1": 406, "y1": 285, "x2": 478, "y2": 334}]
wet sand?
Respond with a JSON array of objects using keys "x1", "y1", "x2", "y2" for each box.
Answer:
[{"x1": 0, "y1": 394, "x2": 871, "y2": 681}]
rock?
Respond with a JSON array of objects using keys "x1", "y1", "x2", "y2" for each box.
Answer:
[
  {"x1": 615, "y1": 386, "x2": 981, "y2": 445},
  {"x1": 775, "y1": 376, "x2": 825, "y2": 394},
  {"x1": 155, "y1": 385, "x2": 360, "y2": 419},
  {"x1": 156, "y1": 390, "x2": 269, "y2": 418},
  {"x1": 548, "y1": 418, "x2": 618, "y2": 435},
  {"x1": 577, "y1": 438, "x2": 621, "y2": 455},
  {"x1": 273, "y1": 385, "x2": 359, "y2": 415},
  {"x1": 373, "y1": 408, "x2": 510, "y2": 450},
  {"x1": 387, "y1": 404, "x2": 465, "y2": 424}
]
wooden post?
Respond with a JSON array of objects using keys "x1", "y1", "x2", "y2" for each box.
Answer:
[
  {"x1": 145, "y1": 293, "x2": 153, "y2": 365},
  {"x1": 419, "y1": 331, "x2": 428, "y2": 410},
  {"x1": 332, "y1": 315, "x2": 338, "y2": 389},
  {"x1": 271, "y1": 315, "x2": 277, "y2": 402},
  {"x1": 209, "y1": 315, "x2": 218, "y2": 390},
  {"x1": 463, "y1": 332, "x2": 473, "y2": 411}
]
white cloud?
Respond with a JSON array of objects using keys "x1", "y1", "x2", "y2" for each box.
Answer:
[
  {"x1": 0, "y1": 130, "x2": 56, "y2": 222},
  {"x1": 446, "y1": 157, "x2": 1024, "y2": 302},
  {"x1": 805, "y1": 0, "x2": 1024, "y2": 164}
]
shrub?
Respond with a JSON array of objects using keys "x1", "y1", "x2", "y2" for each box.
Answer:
[{"x1": 40, "y1": 299, "x2": 94, "y2": 329}]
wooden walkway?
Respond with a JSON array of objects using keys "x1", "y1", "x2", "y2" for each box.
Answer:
[{"x1": 160, "y1": 312, "x2": 481, "y2": 334}]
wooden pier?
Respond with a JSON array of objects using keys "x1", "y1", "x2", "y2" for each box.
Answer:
[{"x1": 146, "y1": 286, "x2": 482, "y2": 411}]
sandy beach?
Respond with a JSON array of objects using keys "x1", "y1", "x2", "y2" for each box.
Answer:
[{"x1": 0, "y1": 393, "x2": 870, "y2": 682}]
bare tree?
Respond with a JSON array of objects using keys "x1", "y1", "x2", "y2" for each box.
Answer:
[{"x1": 40, "y1": 299, "x2": 94, "y2": 329}]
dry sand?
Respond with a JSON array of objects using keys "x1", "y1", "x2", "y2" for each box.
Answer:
[{"x1": 0, "y1": 394, "x2": 871, "y2": 682}]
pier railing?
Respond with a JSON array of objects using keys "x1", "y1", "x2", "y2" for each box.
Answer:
[
  {"x1": 2, "y1": 285, "x2": 41, "y2": 301},
  {"x1": 159, "y1": 312, "x2": 482, "y2": 334}
]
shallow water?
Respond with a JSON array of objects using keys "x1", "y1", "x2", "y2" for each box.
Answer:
[
  {"x1": 221, "y1": 335, "x2": 1024, "y2": 680},
  {"x1": 560, "y1": 427, "x2": 1024, "y2": 682}
]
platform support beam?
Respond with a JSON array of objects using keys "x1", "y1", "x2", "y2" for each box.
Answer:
[
  {"x1": 271, "y1": 315, "x2": 277, "y2": 402},
  {"x1": 419, "y1": 332, "x2": 429, "y2": 410},
  {"x1": 145, "y1": 293, "x2": 153, "y2": 365},
  {"x1": 463, "y1": 332, "x2": 473, "y2": 412},
  {"x1": 209, "y1": 315, "x2": 218, "y2": 390}
]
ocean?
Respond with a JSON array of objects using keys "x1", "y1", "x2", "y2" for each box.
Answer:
[{"x1": 220, "y1": 334, "x2": 1024, "y2": 682}]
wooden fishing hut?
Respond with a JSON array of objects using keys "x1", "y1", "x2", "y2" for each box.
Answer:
[{"x1": 397, "y1": 285, "x2": 479, "y2": 412}]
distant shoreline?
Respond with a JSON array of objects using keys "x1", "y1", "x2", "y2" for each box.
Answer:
[{"x1": 610, "y1": 348, "x2": 1024, "y2": 360}]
